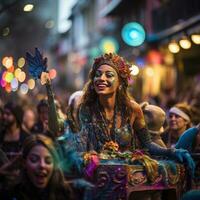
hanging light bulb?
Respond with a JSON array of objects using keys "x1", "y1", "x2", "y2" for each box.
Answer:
[
  {"x1": 191, "y1": 34, "x2": 200, "y2": 44},
  {"x1": 179, "y1": 36, "x2": 191, "y2": 49},
  {"x1": 168, "y1": 40, "x2": 180, "y2": 53}
]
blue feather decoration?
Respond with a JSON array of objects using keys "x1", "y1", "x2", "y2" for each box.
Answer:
[{"x1": 26, "y1": 48, "x2": 47, "y2": 79}]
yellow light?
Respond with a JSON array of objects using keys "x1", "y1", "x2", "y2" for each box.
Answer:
[
  {"x1": 191, "y1": 34, "x2": 200, "y2": 44},
  {"x1": 5, "y1": 72, "x2": 14, "y2": 83},
  {"x1": 28, "y1": 79, "x2": 35, "y2": 89},
  {"x1": 168, "y1": 41, "x2": 180, "y2": 53},
  {"x1": 23, "y1": 4, "x2": 34, "y2": 12},
  {"x1": 14, "y1": 68, "x2": 22, "y2": 78},
  {"x1": 130, "y1": 65, "x2": 139, "y2": 76},
  {"x1": 18, "y1": 71, "x2": 26, "y2": 82},
  {"x1": 179, "y1": 37, "x2": 191, "y2": 49},
  {"x1": 18, "y1": 57, "x2": 25, "y2": 68},
  {"x1": 145, "y1": 67, "x2": 154, "y2": 77}
]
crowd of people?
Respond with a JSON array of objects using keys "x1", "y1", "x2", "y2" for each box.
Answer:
[{"x1": 0, "y1": 50, "x2": 199, "y2": 200}]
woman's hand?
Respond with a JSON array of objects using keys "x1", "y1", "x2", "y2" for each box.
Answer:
[
  {"x1": 174, "y1": 149, "x2": 195, "y2": 177},
  {"x1": 41, "y1": 72, "x2": 51, "y2": 85}
]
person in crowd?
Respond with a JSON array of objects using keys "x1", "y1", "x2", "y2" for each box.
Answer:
[
  {"x1": 26, "y1": 49, "x2": 195, "y2": 177},
  {"x1": 0, "y1": 102, "x2": 28, "y2": 160},
  {"x1": 0, "y1": 134, "x2": 74, "y2": 200},
  {"x1": 175, "y1": 123, "x2": 200, "y2": 153},
  {"x1": 31, "y1": 99, "x2": 54, "y2": 139},
  {"x1": 140, "y1": 102, "x2": 166, "y2": 148},
  {"x1": 22, "y1": 107, "x2": 36, "y2": 134},
  {"x1": 162, "y1": 102, "x2": 192, "y2": 148},
  {"x1": 66, "y1": 90, "x2": 83, "y2": 133}
]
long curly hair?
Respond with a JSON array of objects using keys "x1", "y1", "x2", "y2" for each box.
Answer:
[{"x1": 79, "y1": 53, "x2": 134, "y2": 122}]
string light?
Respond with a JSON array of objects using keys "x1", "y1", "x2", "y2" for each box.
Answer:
[
  {"x1": 168, "y1": 40, "x2": 180, "y2": 53},
  {"x1": 179, "y1": 36, "x2": 191, "y2": 49},
  {"x1": 191, "y1": 34, "x2": 200, "y2": 44}
]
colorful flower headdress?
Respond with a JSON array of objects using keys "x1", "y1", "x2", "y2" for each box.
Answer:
[{"x1": 93, "y1": 53, "x2": 131, "y2": 85}]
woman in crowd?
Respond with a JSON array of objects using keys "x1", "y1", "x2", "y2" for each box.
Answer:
[
  {"x1": 0, "y1": 134, "x2": 74, "y2": 200},
  {"x1": 162, "y1": 102, "x2": 192, "y2": 148}
]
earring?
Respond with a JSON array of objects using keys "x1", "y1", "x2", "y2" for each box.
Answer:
[{"x1": 119, "y1": 85, "x2": 122, "y2": 90}]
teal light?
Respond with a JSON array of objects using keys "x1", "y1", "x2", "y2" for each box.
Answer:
[
  {"x1": 121, "y1": 22, "x2": 146, "y2": 46},
  {"x1": 99, "y1": 37, "x2": 119, "y2": 53}
]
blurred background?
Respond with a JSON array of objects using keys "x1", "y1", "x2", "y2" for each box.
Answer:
[{"x1": 0, "y1": 0, "x2": 200, "y2": 110}]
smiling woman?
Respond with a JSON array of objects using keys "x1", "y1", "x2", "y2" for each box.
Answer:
[{"x1": 0, "y1": 134, "x2": 74, "y2": 200}]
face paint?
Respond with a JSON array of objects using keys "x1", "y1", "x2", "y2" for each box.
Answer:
[{"x1": 93, "y1": 65, "x2": 120, "y2": 95}]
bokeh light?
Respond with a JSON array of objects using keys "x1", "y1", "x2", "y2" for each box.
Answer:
[
  {"x1": 18, "y1": 71, "x2": 26, "y2": 82},
  {"x1": 14, "y1": 68, "x2": 22, "y2": 78},
  {"x1": 28, "y1": 79, "x2": 35, "y2": 89},
  {"x1": 5, "y1": 72, "x2": 14, "y2": 83},
  {"x1": 99, "y1": 37, "x2": 119, "y2": 53},
  {"x1": 23, "y1": 4, "x2": 34, "y2": 12},
  {"x1": 145, "y1": 67, "x2": 154, "y2": 77},
  {"x1": 2, "y1": 71, "x2": 7, "y2": 81},
  {"x1": 130, "y1": 65, "x2": 139, "y2": 76},
  {"x1": 18, "y1": 57, "x2": 25, "y2": 68},
  {"x1": 0, "y1": 79, "x2": 6, "y2": 87},
  {"x1": 121, "y1": 22, "x2": 146, "y2": 46},
  {"x1": 191, "y1": 34, "x2": 200, "y2": 44},
  {"x1": 20, "y1": 83, "x2": 29, "y2": 94},
  {"x1": 2, "y1": 56, "x2": 13, "y2": 69},
  {"x1": 179, "y1": 37, "x2": 191, "y2": 49},
  {"x1": 49, "y1": 69, "x2": 57, "y2": 79},
  {"x1": 5, "y1": 83, "x2": 12, "y2": 93},
  {"x1": 8, "y1": 65, "x2": 14, "y2": 73},
  {"x1": 168, "y1": 41, "x2": 180, "y2": 53},
  {"x1": 11, "y1": 78, "x2": 19, "y2": 90}
]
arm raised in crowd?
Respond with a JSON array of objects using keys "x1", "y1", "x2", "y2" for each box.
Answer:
[{"x1": 26, "y1": 48, "x2": 65, "y2": 137}]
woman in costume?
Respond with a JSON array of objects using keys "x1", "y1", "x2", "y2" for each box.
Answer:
[{"x1": 25, "y1": 49, "x2": 195, "y2": 175}]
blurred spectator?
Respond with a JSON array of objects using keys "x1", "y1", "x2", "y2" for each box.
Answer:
[
  {"x1": 22, "y1": 108, "x2": 36, "y2": 134},
  {"x1": 0, "y1": 102, "x2": 28, "y2": 160},
  {"x1": 66, "y1": 90, "x2": 83, "y2": 133},
  {"x1": 31, "y1": 99, "x2": 54, "y2": 139},
  {"x1": 141, "y1": 102, "x2": 166, "y2": 148},
  {"x1": 162, "y1": 102, "x2": 192, "y2": 148},
  {"x1": 176, "y1": 124, "x2": 200, "y2": 153}
]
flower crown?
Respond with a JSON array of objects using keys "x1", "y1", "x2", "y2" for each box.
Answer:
[{"x1": 93, "y1": 53, "x2": 131, "y2": 84}]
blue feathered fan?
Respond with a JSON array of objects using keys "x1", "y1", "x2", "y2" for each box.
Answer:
[{"x1": 26, "y1": 48, "x2": 48, "y2": 79}]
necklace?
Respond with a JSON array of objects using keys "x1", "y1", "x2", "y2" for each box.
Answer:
[{"x1": 97, "y1": 101, "x2": 117, "y2": 142}]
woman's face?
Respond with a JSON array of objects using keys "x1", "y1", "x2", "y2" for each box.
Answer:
[
  {"x1": 93, "y1": 64, "x2": 120, "y2": 96},
  {"x1": 168, "y1": 113, "x2": 188, "y2": 132},
  {"x1": 25, "y1": 144, "x2": 54, "y2": 189}
]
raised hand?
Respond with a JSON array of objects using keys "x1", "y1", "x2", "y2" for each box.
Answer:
[{"x1": 26, "y1": 48, "x2": 48, "y2": 79}]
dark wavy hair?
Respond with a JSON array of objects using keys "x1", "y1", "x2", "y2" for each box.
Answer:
[{"x1": 79, "y1": 53, "x2": 134, "y2": 122}]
